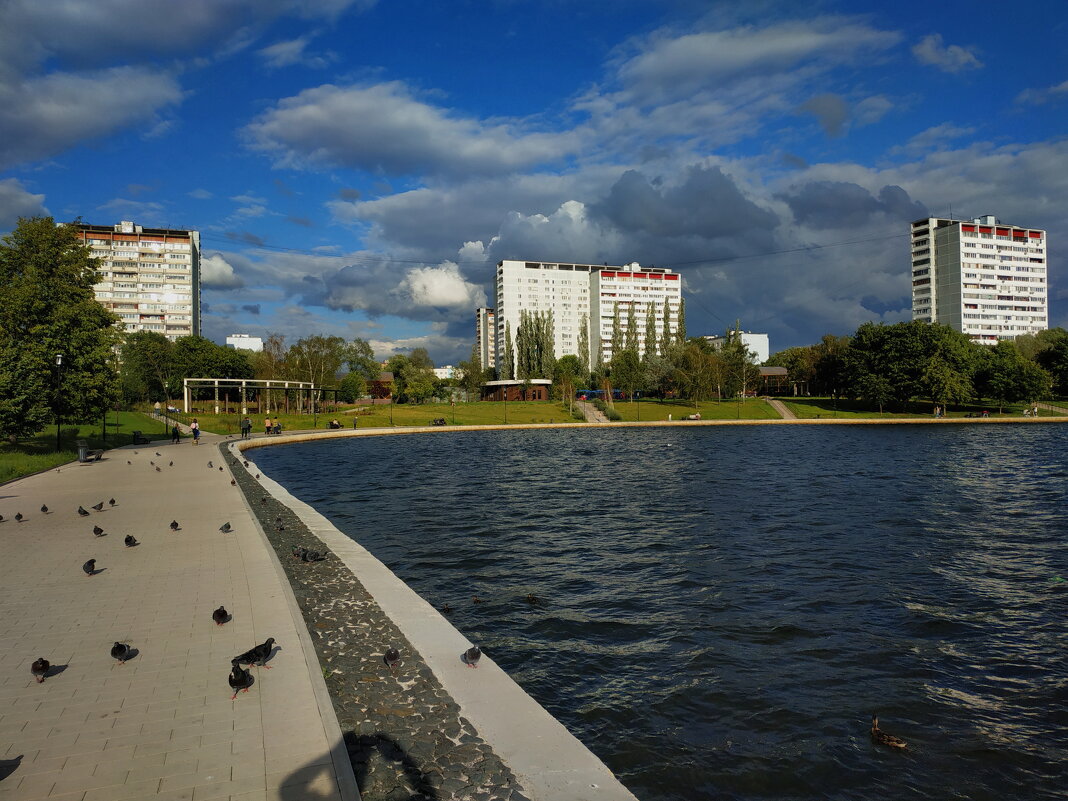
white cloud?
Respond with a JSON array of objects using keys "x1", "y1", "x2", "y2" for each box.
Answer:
[
  {"x1": 188, "y1": 188, "x2": 214, "y2": 199},
  {"x1": 201, "y1": 253, "x2": 245, "y2": 289},
  {"x1": 257, "y1": 34, "x2": 336, "y2": 69},
  {"x1": 1015, "y1": 78, "x2": 1068, "y2": 105},
  {"x1": 243, "y1": 81, "x2": 578, "y2": 177},
  {"x1": 0, "y1": 178, "x2": 47, "y2": 229},
  {"x1": 0, "y1": 67, "x2": 183, "y2": 170},
  {"x1": 96, "y1": 197, "x2": 166, "y2": 218},
  {"x1": 893, "y1": 122, "x2": 977, "y2": 156},
  {"x1": 396, "y1": 262, "x2": 487, "y2": 311},
  {"x1": 912, "y1": 34, "x2": 982, "y2": 73}
]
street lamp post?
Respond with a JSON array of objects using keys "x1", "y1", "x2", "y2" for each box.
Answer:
[{"x1": 54, "y1": 353, "x2": 63, "y2": 452}]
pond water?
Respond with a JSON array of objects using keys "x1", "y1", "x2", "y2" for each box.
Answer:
[{"x1": 254, "y1": 424, "x2": 1068, "y2": 801}]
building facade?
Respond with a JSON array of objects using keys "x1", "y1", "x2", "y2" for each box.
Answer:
[
  {"x1": 226, "y1": 333, "x2": 263, "y2": 351},
  {"x1": 76, "y1": 220, "x2": 200, "y2": 339},
  {"x1": 475, "y1": 307, "x2": 496, "y2": 369},
  {"x1": 911, "y1": 215, "x2": 1047, "y2": 343},
  {"x1": 494, "y1": 260, "x2": 682, "y2": 373},
  {"x1": 702, "y1": 331, "x2": 770, "y2": 364}
]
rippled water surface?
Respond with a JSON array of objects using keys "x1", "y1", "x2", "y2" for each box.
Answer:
[{"x1": 254, "y1": 425, "x2": 1068, "y2": 801}]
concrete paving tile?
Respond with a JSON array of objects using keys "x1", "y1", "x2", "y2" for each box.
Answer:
[
  {"x1": 7, "y1": 773, "x2": 55, "y2": 799},
  {"x1": 227, "y1": 791, "x2": 269, "y2": 801},
  {"x1": 82, "y1": 778, "x2": 160, "y2": 801},
  {"x1": 160, "y1": 769, "x2": 231, "y2": 793},
  {"x1": 15, "y1": 755, "x2": 68, "y2": 776}
]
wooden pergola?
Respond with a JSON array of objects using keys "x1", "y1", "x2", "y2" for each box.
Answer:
[{"x1": 182, "y1": 378, "x2": 338, "y2": 414}]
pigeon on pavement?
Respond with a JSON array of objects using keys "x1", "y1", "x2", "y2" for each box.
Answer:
[
  {"x1": 124, "y1": 535, "x2": 139, "y2": 547},
  {"x1": 233, "y1": 638, "x2": 276, "y2": 669},
  {"x1": 228, "y1": 662, "x2": 253, "y2": 699},
  {"x1": 91, "y1": 502, "x2": 104, "y2": 512},
  {"x1": 77, "y1": 506, "x2": 89, "y2": 517},
  {"x1": 384, "y1": 648, "x2": 401, "y2": 674},
  {"x1": 40, "y1": 504, "x2": 49, "y2": 514},
  {"x1": 15, "y1": 512, "x2": 23, "y2": 522},
  {"x1": 108, "y1": 498, "x2": 116, "y2": 507},
  {"x1": 212, "y1": 606, "x2": 229, "y2": 625},
  {"x1": 462, "y1": 646, "x2": 482, "y2": 668},
  {"x1": 219, "y1": 522, "x2": 232, "y2": 533},
  {"x1": 110, "y1": 642, "x2": 130, "y2": 664},
  {"x1": 170, "y1": 520, "x2": 180, "y2": 531},
  {"x1": 31, "y1": 658, "x2": 50, "y2": 683},
  {"x1": 92, "y1": 525, "x2": 105, "y2": 537},
  {"x1": 82, "y1": 559, "x2": 96, "y2": 577}
]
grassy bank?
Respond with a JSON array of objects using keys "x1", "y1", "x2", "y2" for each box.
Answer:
[
  {"x1": 173, "y1": 401, "x2": 576, "y2": 435},
  {"x1": 779, "y1": 397, "x2": 1065, "y2": 419},
  {"x1": 0, "y1": 411, "x2": 160, "y2": 483},
  {"x1": 609, "y1": 398, "x2": 780, "y2": 421}
]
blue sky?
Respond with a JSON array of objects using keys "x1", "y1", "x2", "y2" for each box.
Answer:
[{"x1": 2, "y1": 0, "x2": 1065, "y2": 364}]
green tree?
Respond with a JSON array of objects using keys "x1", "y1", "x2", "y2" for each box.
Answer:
[
  {"x1": 672, "y1": 341, "x2": 715, "y2": 408},
  {"x1": 503, "y1": 322, "x2": 514, "y2": 381},
  {"x1": 765, "y1": 346, "x2": 817, "y2": 394},
  {"x1": 0, "y1": 217, "x2": 120, "y2": 441},
  {"x1": 643, "y1": 304, "x2": 657, "y2": 362},
  {"x1": 675, "y1": 298, "x2": 687, "y2": 343},
  {"x1": 610, "y1": 303, "x2": 622, "y2": 360},
  {"x1": 624, "y1": 303, "x2": 638, "y2": 354},
  {"x1": 346, "y1": 337, "x2": 380, "y2": 381},
  {"x1": 923, "y1": 354, "x2": 973, "y2": 410},
  {"x1": 577, "y1": 312, "x2": 590, "y2": 379},
  {"x1": 119, "y1": 331, "x2": 175, "y2": 404},
  {"x1": 457, "y1": 346, "x2": 485, "y2": 401},
  {"x1": 719, "y1": 326, "x2": 760, "y2": 398},
  {"x1": 610, "y1": 349, "x2": 642, "y2": 400},
  {"x1": 1033, "y1": 328, "x2": 1068, "y2": 395},
  {"x1": 337, "y1": 372, "x2": 367, "y2": 403}
]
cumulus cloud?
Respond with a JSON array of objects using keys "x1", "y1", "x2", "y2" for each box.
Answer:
[
  {"x1": 912, "y1": 34, "x2": 982, "y2": 73},
  {"x1": 241, "y1": 304, "x2": 261, "y2": 315},
  {"x1": 0, "y1": 178, "x2": 48, "y2": 230},
  {"x1": 1015, "y1": 79, "x2": 1068, "y2": 105},
  {"x1": 797, "y1": 93, "x2": 849, "y2": 137},
  {"x1": 777, "y1": 182, "x2": 927, "y2": 229},
  {"x1": 243, "y1": 81, "x2": 578, "y2": 177},
  {"x1": 201, "y1": 253, "x2": 245, "y2": 289},
  {"x1": 0, "y1": 67, "x2": 183, "y2": 170},
  {"x1": 894, "y1": 122, "x2": 976, "y2": 156}
]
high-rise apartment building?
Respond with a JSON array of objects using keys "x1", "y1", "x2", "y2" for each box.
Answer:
[
  {"x1": 475, "y1": 307, "x2": 496, "y2": 369},
  {"x1": 911, "y1": 215, "x2": 1047, "y2": 343},
  {"x1": 76, "y1": 220, "x2": 200, "y2": 339},
  {"x1": 494, "y1": 259, "x2": 682, "y2": 371}
]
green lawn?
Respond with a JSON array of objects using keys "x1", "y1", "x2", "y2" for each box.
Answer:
[
  {"x1": 0, "y1": 411, "x2": 161, "y2": 484},
  {"x1": 608, "y1": 397, "x2": 780, "y2": 421},
  {"x1": 779, "y1": 397, "x2": 1063, "y2": 419},
  {"x1": 175, "y1": 401, "x2": 576, "y2": 435}
]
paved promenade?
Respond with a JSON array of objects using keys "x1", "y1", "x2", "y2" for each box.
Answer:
[{"x1": 0, "y1": 434, "x2": 356, "y2": 801}]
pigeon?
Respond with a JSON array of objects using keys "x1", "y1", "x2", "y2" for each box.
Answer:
[
  {"x1": 168, "y1": 461, "x2": 173, "y2": 467},
  {"x1": 15, "y1": 512, "x2": 24, "y2": 522},
  {"x1": 384, "y1": 648, "x2": 401, "y2": 674},
  {"x1": 301, "y1": 549, "x2": 322, "y2": 562},
  {"x1": 92, "y1": 525, "x2": 105, "y2": 537},
  {"x1": 91, "y1": 502, "x2": 104, "y2": 512},
  {"x1": 219, "y1": 522, "x2": 232, "y2": 533},
  {"x1": 243, "y1": 461, "x2": 249, "y2": 467},
  {"x1": 82, "y1": 559, "x2": 96, "y2": 577},
  {"x1": 77, "y1": 506, "x2": 89, "y2": 517},
  {"x1": 155, "y1": 466, "x2": 161, "y2": 472},
  {"x1": 31, "y1": 658, "x2": 50, "y2": 683},
  {"x1": 0, "y1": 514, "x2": 4, "y2": 522},
  {"x1": 207, "y1": 461, "x2": 213, "y2": 469},
  {"x1": 134, "y1": 451, "x2": 139, "y2": 455},
  {"x1": 218, "y1": 467, "x2": 223, "y2": 472},
  {"x1": 261, "y1": 497, "x2": 268, "y2": 505},
  {"x1": 462, "y1": 646, "x2": 482, "y2": 668},
  {"x1": 108, "y1": 498, "x2": 116, "y2": 507},
  {"x1": 40, "y1": 504, "x2": 49, "y2": 514},
  {"x1": 169, "y1": 520, "x2": 180, "y2": 531},
  {"x1": 230, "y1": 479, "x2": 236, "y2": 486},
  {"x1": 127, "y1": 460, "x2": 131, "y2": 465},
  {"x1": 233, "y1": 638, "x2": 275, "y2": 669},
  {"x1": 871, "y1": 715, "x2": 907, "y2": 749},
  {"x1": 228, "y1": 662, "x2": 253, "y2": 699},
  {"x1": 110, "y1": 642, "x2": 130, "y2": 664},
  {"x1": 155, "y1": 452, "x2": 161, "y2": 457},
  {"x1": 124, "y1": 535, "x2": 139, "y2": 547},
  {"x1": 212, "y1": 606, "x2": 228, "y2": 626},
  {"x1": 292, "y1": 545, "x2": 303, "y2": 559},
  {"x1": 149, "y1": 461, "x2": 154, "y2": 466},
  {"x1": 255, "y1": 474, "x2": 260, "y2": 479}
]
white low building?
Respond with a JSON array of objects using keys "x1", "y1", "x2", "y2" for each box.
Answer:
[
  {"x1": 703, "y1": 332, "x2": 769, "y2": 364},
  {"x1": 226, "y1": 333, "x2": 263, "y2": 352}
]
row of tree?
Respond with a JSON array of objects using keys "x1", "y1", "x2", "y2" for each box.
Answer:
[{"x1": 766, "y1": 321, "x2": 1068, "y2": 410}]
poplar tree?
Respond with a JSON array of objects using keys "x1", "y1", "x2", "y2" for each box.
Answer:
[
  {"x1": 643, "y1": 304, "x2": 657, "y2": 362},
  {"x1": 503, "y1": 322, "x2": 514, "y2": 380},
  {"x1": 624, "y1": 303, "x2": 638, "y2": 354},
  {"x1": 539, "y1": 310, "x2": 556, "y2": 378},
  {"x1": 610, "y1": 303, "x2": 622, "y2": 361},
  {"x1": 577, "y1": 313, "x2": 590, "y2": 378},
  {"x1": 660, "y1": 302, "x2": 673, "y2": 355},
  {"x1": 676, "y1": 298, "x2": 687, "y2": 343}
]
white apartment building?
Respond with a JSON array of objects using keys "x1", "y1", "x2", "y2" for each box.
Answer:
[
  {"x1": 226, "y1": 333, "x2": 263, "y2": 352},
  {"x1": 77, "y1": 220, "x2": 200, "y2": 339},
  {"x1": 911, "y1": 215, "x2": 1047, "y2": 343},
  {"x1": 703, "y1": 332, "x2": 770, "y2": 364},
  {"x1": 494, "y1": 259, "x2": 682, "y2": 371},
  {"x1": 475, "y1": 307, "x2": 496, "y2": 368}
]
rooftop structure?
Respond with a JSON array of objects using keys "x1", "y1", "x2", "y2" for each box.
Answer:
[
  {"x1": 226, "y1": 333, "x2": 263, "y2": 352},
  {"x1": 702, "y1": 332, "x2": 770, "y2": 364}
]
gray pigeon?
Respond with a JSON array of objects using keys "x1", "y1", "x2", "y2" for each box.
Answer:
[
  {"x1": 170, "y1": 520, "x2": 180, "y2": 531},
  {"x1": 228, "y1": 662, "x2": 253, "y2": 699},
  {"x1": 82, "y1": 559, "x2": 96, "y2": 577},
  {"x1": 462, "y1": 646, "x2": 481, "y2": 668},
  {"x1": 124, "y1": 535, "x2": 138, "y2": 547},
  {"x1": 384, "y1": 648, "x2": 401, "y2": 673},
  {"x1": 233, "y1": 638, "x2": 276, "y2": 669},
  {"x1": 93, "y1": 525, "x2": 105, "y2": 537},
  {"x1": 31, "y1": 658, "x2": 49, "y2": 683},
  {"x1": 110, "y1": 642, "x2": 130, "y2": 663},
  {"x1": 212, "y1": 606, "x2": 228, "y2": 625},
  {"x1": 77, "y1": 506, "x2": 89, "y2": 517},
  {"x1": 219, "y1": 522, "x2": 232, "y2": 533}
]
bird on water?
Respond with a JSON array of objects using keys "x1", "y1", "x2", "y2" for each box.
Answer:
[
  {"x1": 110, "y1": 642, "x2": 130, "y2": 664},
  {"x1": 229, "y1": 662, "x2": 253, "y2": 699},
  {"x1": 82, "y1": 559, "x2": 96, "y2": 577},
  {"x1": 233, "y1": 638, "x2": 276, "y2": 669},
  {"x1": 870, "y1": 714, "x2": 907, "y2": 749},
  {"x1": 212, "y1": 606, "x2": 229, "y2": 625},
  {"x1": 31, "y1": 658, "x2": 50, "y2": 683},
  {"x1": 462, "y1": 646, "x2": 481, "y2": 668}
]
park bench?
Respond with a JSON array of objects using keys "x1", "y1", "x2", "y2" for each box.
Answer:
[
  {"x1": 131, "y1": 430, "x2": 150, "y2": 445},
  {"x1": 76, "y1": 439, "x2": 103, "y2": 463},
  {"x1": 431, "y1": 418, "x2": 447, "y2": 426}
]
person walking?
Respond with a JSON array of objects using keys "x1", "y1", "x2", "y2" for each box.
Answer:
[
  {"x1": 240, "y1": 416, "x2": 252, "y2": 439},
  {"x1": 191, "y1": 418, "x2": 200, "y2": 445},
  {"x1": 171, "y1": 424, "x2": 180, "y2": 444},
  {"x1": 264, "y1": 416, "x2": 272, "y2": 435}
]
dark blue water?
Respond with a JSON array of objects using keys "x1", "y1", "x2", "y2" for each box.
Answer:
[{"x1": 254, "y1": 425, "x2": 1068, "y2": 801}]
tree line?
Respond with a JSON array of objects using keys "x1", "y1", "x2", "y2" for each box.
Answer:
[{"x1": 765, "y1": 321, "x2": 1068, "y2": 411}]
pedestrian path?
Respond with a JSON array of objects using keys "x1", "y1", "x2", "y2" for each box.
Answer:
[
  {"x1": 0, "y1": 434, "x2": 357, "y2": 801},
  {"x1": 766, "y1": 398, "x2": 797, "y2": 420},
  {"x1": 574, "y1": 400, "x2": 609, "y2": 423}
]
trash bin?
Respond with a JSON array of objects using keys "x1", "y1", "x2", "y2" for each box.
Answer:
[{"x1": 76, "y1": 439, "x2": 89, "y2": 462}]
